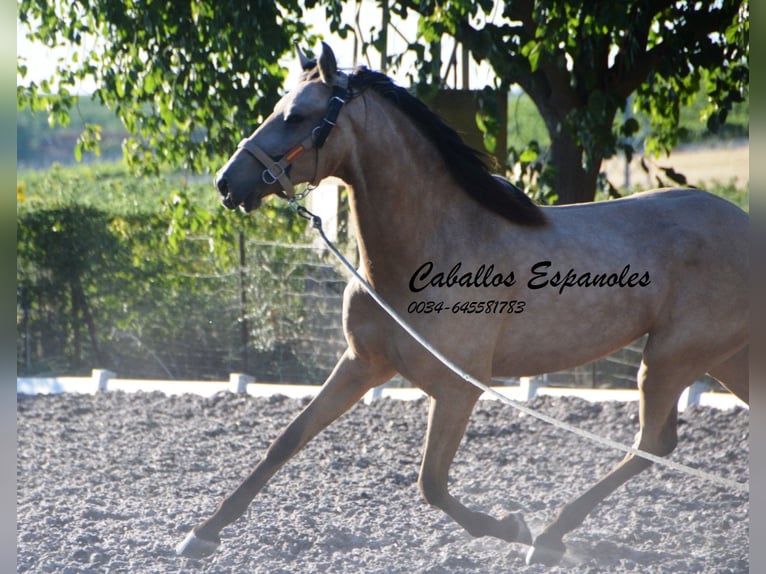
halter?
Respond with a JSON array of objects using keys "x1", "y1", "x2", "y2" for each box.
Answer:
[{"x1": 236, "y1": 80, "x2": 350, "y2": 199}]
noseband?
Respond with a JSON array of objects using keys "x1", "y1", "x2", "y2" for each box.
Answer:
[{"x1": 236, "y1": 80, "x2": 350, "y2": 199}]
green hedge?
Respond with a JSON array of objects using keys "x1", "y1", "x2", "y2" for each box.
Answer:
[{"x1": 17, "y1": 163, "x2": 348, "y2": 381}]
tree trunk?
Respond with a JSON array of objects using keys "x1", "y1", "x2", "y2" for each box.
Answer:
[
  {"x1": 73, "y1": 279, "x2": 106, "y2": 367},
  {"x1": 548, "y1": 132, "x2": 600, "y2": 205},
  {"x1": 70, "y1": 282, "x2": 82, "y2": 365}
]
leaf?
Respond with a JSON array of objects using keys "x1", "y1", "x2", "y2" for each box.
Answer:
[
  {"x1": 483, "y1": 133, "x2": 497, "y2": 153},
  {"x1": 527, "y1": 42, "x2": 542, "y2": 72},
  {"x1": 114, "y1": 75, "x2": 125, "y2": 99},
  {"x1": 144, "y1": 70, "x2": 157, "y2": 93},
  {"x1": 606, "y1": 179, "x2": 621, "y2": 199},
  {"x1": 475, "y1": 111, "x2": 487, "y2": 133},
  {"x1": 621, "y1": 117, "x2": 640, "y2": 137},
  {"x1": 659, "y1": 166, "x2": 688, "y2": 186},
  {"x1": 519, "y1": 148, "x2": 538, "y2": 163}
]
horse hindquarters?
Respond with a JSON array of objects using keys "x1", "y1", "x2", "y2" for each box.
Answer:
[{"x1": 707, "y1": 346, "x2": 749, "y2": 404}]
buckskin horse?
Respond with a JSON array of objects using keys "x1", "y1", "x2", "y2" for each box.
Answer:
[{"x1": 176, "y1": 43, "x2": 749, "y2": 565}]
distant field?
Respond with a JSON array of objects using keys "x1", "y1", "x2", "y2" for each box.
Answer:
[{"x1": 602, "y1": 141, "x2": 749, "y2": 191}]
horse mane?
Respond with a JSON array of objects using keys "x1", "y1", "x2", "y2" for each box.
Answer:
[{"x1": 347, "y1": 67, "x2": 547, "y2": 227}]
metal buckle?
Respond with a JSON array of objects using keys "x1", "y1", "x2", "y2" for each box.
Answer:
[{"x1": 262, "y1": 164, "x2": 284, "y2": 185}]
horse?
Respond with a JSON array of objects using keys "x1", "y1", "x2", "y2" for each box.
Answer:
[{"x1": 176, "y1": 43, "x2": 749, "y2": 566}]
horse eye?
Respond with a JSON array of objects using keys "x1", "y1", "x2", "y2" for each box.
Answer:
[{"x1": 284, "y1": 113, "x2": 305, "y2": 125}]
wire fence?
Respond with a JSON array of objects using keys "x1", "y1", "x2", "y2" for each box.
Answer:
[
  {"x1": 17, "y1": 233, "x2": 347, "y2": 382},
  {"x1": 18, "y1": 224, "x2": 718, "y2": 390}
]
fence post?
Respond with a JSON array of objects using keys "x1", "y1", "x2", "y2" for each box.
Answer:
[
  {"x1": 520, "y1": 376, "x2": 541, "y2": 401},
  {"x1": 229, "y1": 373, "x2": 255, "y2": 394},
  {"x1": 364, "y1": 381, "x2": 389, "y2": 405},
  {"x1": 679, "y1": 380, "x2": 706, "y2": 409},
  {"x1": 93, "y1": 369, "x2": 116, "y2": 392},
  {"x1": 238, "y1": 231, "x2": 250, "y2": 374}
]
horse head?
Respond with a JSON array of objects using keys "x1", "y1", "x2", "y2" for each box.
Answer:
[{"x1": 215, "y1": 42, "x2": 351, "y2": 212}]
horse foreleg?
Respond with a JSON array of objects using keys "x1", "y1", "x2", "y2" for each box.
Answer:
[
  {"x1": 176, "y1": 348, "x2": 392, "y2": 559},
  {"x1": 526, "y1": 359, "x2": 685, "y2": 566},
  {"x1": 418, "y1": 388, "x2": 532, "y2": 545}
]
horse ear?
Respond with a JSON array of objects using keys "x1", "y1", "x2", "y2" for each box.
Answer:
[
  {"x1": 318, "y1": 42, "x2": 337, "y2": 84},
  {"x1": 296, "y1": 44, "x2": 313, "y2": 71}
]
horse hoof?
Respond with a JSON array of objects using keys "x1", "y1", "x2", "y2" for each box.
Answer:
[
  {"x1": 176, "y1": 530, "x2": 220, "y2": 559},
  {"x1": 498, "y1": 511, "x2": 532, "y2": 545},
  {"x1": 525, "y1": 540, "x2": 566, "y2": 566}
]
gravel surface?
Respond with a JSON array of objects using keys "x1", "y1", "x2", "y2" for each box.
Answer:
[{"x1": 17, "y1": 391, "x2": 749, "y2": 573}]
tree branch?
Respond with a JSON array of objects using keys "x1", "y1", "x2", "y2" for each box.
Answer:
[
  {"x1": 609, "y1": 3, "x2": 740, "y2": 100},
  {"x1": 505, "y1": 0, "x2": 536, "y2": 35},
  {"x1": 456, "y1": 18, "x2": 577, "y2": 130}
]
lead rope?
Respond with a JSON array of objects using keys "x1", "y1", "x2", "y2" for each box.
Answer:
[{"x1": 290, "y1": 201, "x2": 748, "y2": 494}]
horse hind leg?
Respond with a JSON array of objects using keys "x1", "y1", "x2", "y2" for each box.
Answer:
[
  {"x1": 527, "y1": 357, "x2": 690, "y2": 566},
  {"x1": 707, "y1": 345, "x2": 748, "y2": 404},
  {"x1": 418, "y1": 387, "x2": 532, "y2": 545}
]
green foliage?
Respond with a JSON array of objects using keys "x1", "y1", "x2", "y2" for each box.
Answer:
[
  {"x1": 18, "y1": 0, "x2": 749, "y2": 203},
  {"x1": 18, "y1": 0, "x2": 318, "y2": 174},
  {"x1": 504, "y1": 81, "x2": 749, "y2": 201},
  {"x1": 17, "y1": 163, "x2": 335, "y2": 379},
  {"x1": 386, "y1": 0, "x2": 749, "y2": 203},
  {"x1": 507, "y1": 140, "x2": 559, "y2": 205},
  {"x1": 17, "y1": 96, "x2": 128, "y2": 165},
  {"x1": 507, "y1": 92, "x2": 549, "y2": 148},
  {"x1": 676, "y1": 73, "x2": 749, "y2": 144}
]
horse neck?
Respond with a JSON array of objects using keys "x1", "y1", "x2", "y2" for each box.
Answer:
[{"x1": 336, "y1": 92, "x2": 479, "y2": 282}]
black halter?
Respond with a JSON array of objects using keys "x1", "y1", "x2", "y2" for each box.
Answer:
[{"x1": 237, "y1": 82, "x2": 350, "y2": 199}]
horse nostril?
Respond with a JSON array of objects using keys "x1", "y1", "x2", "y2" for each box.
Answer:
[
  {"x1": 215, "y1": 175, "x2": 229, "y2": 197},
  {"x1": 222, "y1": 195, "x2": 236, "y2": 210}
]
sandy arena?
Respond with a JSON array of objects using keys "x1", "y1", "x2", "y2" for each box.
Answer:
[{"x1": 17, "y1": 391, "x2": 748, "y2": 573}]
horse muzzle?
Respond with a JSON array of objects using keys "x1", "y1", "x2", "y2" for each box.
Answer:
[{"x1": 215, "y1": 171, "x2": 262, "y2": 212}]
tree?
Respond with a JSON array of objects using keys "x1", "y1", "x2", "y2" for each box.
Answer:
[
  {"x1": 18, "y1": 0, "x2": 748, "y2": 203},
  {"x1": 18, "y1": 0, "x2": 320, "y2": 173},
  {"x1": 363, "y1": 0, "x2": 750, "y2": 203}
]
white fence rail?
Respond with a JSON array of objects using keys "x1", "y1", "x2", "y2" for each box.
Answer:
[{"x1": 16, "y1": 369, "x2": 747, "y2": 412}]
